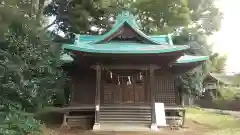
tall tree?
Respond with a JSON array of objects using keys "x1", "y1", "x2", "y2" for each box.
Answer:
[
  {"x1": 44, "y1": 0, "x2": 191, "y2": 34},
  {"x1": 0, "y1": 3, "x2": 66, "y2": 134},
  {"x1": 44, "y1": 0, "x2": 221, "y2": 35},
  {"x1": 0, "y1": 4, "x2": 66, "y2": 111},
  {"x1": 210, "y1": 53, "x2": 227, "y2": 73}
]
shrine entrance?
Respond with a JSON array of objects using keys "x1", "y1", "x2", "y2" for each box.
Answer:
[{"x1": 102, "y1": 70, "x2": 149, "y2": 105}]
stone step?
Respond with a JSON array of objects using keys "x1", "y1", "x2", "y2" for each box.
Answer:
[
  {"x1": 100, "y1": 114, "x2": 151, "y2": 118},
  {"x1": 101, "y1": 106, "x2": 151, "y2": 109},
  {"x1": 99, "y1": 106, "x2": 151, "y2": 124},
  {"x1": 100, "y1": 111, "x2": 151, "y2": 115},
  {"x1": 100, "y1": 117, "x2": 151, "y2": 121},
  {"x1": 100, "y1": 109, "x2": 151, "y2": 112},
  {"x1": 100, "y1": 121, "x2": 151, "y2": 124}
]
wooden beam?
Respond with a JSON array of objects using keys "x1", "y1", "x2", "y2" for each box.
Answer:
[
  {"x1": 149, "y1": 64, "x2": 157, "y2": 130},
  {"x1": 93, "y1": 64, "x2": 101, "y2": 130},
  {"x1": 91, "y1": 64, "x2": 161, "y2": 70}
]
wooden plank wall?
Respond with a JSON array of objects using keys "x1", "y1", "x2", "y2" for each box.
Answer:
[{"x1": 70, "y1": 68, "x2": 96, "y2": 106}]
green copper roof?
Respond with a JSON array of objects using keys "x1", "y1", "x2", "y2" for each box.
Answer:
[
  {"x1": 76, "y1": 35, "x2": 173, "y2": 45},
  {"x1": 61, "y1": 11, "x2": 209, "y2": 65},
  {"x1": 175, "y1": 55, "x2": 209, "y2": 64},
  {"x1": 60, "y1": 53, "x2": 208, "y2": 64},
  {"x1": 73, "y1": 11, "x2": 174, "y2": 45},
  {"x1": 63, "y1": 43, "x2": 189, "y2": 54},
  {"x1": 60, "y1": 53, "x2": 74, "y2": 63},
  {"x1": 88, "y1": 11, "x2": 161, "y2": 44}
]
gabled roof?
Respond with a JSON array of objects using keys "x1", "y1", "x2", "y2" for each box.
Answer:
[
  {"x1": 88, "y1": 11, "x2": 164, "y2": 44},
  {"x1": 209, "y1": 73, "x2": 240, "y2": 85},
  {"x1": 61, "y1": 11, "x2": 209, "y2": 66}
]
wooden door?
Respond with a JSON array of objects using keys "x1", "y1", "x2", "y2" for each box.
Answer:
[
  {"x1": 122, "y1": 77, "x2": 145, "y2": 104},
  {"x1": 102, "y1": 73, "x2": 146, "y2": 105},
  {"x1": 122, "y1": 77, "x2": 134, "y2": 104},
  {"x1": 134, "y1": 83, "x2": 145, "y2": 104}
]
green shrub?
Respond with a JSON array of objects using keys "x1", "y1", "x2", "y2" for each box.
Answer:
[
  {"x1": 0, "y1": 104, "x2": 41, "y2": 135},
  {"x1": 0, "y1": 116, "x2": 41, "y2": 135}
]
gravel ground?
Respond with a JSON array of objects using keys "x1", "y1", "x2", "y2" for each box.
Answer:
[{"x1": 42, "y1": 120, "x2": 212, "y2": 135}]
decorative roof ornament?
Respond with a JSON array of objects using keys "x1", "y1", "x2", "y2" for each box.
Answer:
[{"x1": 113, "y1": 10, "x2": 141, "y2": 29}]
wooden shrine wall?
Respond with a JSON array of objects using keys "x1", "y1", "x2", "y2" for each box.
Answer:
[
  {"x1": 68, "y1": 67, "x2": 180, "y2": 106},
  {"x1": 101, "y1": 70, "x2": 149, "y2": 105},
  {"x1": 70, "y1": 68, "x2": 96, "y2": 106},
  {"x1": 154, "y1": 70, "x2": 180, "y2": 106}
]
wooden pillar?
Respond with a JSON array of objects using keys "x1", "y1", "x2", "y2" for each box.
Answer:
[
  {"x1": 149, "y1": 64, "x2": 157, "y2": 130},
  {"x1": 93, "y1": 64, "x2": 101, "y2": 130}
]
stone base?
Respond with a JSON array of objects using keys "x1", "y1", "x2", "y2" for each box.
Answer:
[
  {"x1": 93, "y1": 123, "x2": 100, "y2": 130},
  {"x1": 150, "y1": 123, "x2": 159, "y2": 131}
]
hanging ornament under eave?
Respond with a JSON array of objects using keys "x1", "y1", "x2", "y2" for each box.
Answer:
[
  {"x1": 127, "y1": 76, "x2": 132, "y2": 85},
  {"x1": 140, "y1": 72, "x2": 143, "y2": 80},
  {"x1": 118, "y1": 76, "x2": 120, "y2": 85},
  {"x1": 110, "y1": 71, "x2": 113, "y2": 79}
]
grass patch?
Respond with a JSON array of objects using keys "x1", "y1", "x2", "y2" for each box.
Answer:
[
  {"x1": 187, "y1": 107, "x2": 240, "y2": 135},
  {"x1": 187, "y1": 107, "x2": 240, "y2": 128},
  {"x1": 203, "y1": 128, "x2": 240, "y2": 135}
]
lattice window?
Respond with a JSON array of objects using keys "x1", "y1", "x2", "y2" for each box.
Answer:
[
  {"x1": 155, "y1": 93, "x2": 176, "y2": 105},
  {"x1": 155, "y1": 76, "x2": 176, "y2": 105}
]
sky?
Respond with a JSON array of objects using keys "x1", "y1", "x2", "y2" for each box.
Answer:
[{"x1": 213, "y1": 0, "x2": 240, "y2": 73}]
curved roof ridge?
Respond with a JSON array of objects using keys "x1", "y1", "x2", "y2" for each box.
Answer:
[
  {"x1": 91, "y1": 20, "x2": 163, "y2": 44},
  {"x1": 90, "y1": 11, "x2": 164, "y2": 45}
]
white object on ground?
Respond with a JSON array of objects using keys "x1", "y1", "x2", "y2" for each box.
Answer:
[{"x1": 155, "y1": 102, "x2": 167, "y2": 127}]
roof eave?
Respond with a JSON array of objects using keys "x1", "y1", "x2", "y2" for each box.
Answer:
[
  {"x1": 62, "y1": 44, "x2": 189, "y2": 54},
  {"x1": 174, "y1": 56, "x2": 209, "y2": 64}
]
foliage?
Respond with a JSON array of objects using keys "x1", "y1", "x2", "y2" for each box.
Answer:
[
  {"x1": 0, "y1": 3, "x2": 66, "y2": 110},
  {"x1": 0, "y1": 0, "x2": 51, "y2": 26},
  {"x1": 44, "y1": 0, "x2": 191, "y2": 34},
  {"x1": 173, "y1": 30, "x2": 214, "y2": 95},
  {"x1": 44, "y1": 0, "x2": 221, "y2": 35},
  {"x1": 171, "y1": 0, "x2": 222, "y2": 95},
  {"x1": 211, "y1": 53, "x2": 227, "y2": 73},
  {"x1": 218, "y1": 87, "x2": 240, "y2": 101},
  {"x1": 0, "y1": 103, "x2": 41, "y2": 135},
  {"x1": 0, "y1": 2, "x2": 67, "y2": 135}
]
